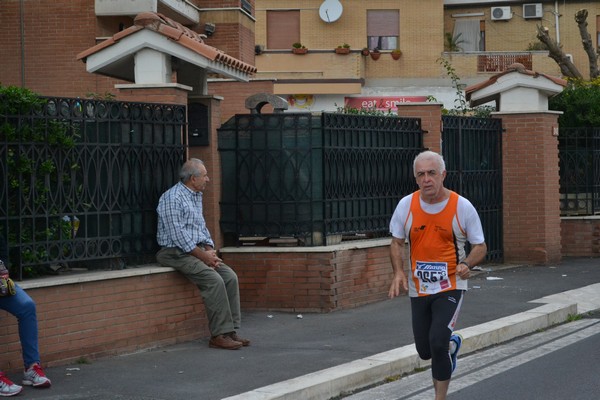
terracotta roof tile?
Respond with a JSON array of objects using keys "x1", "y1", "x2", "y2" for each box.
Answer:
[
  {"x1": 77, "y1": 12, "x2": 256, "y2": 76},
  {"x1": 466, "y1": 63, "x2": 567, "y2": 100}
]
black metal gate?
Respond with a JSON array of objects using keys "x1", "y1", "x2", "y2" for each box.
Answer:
[
  {"x1": 442, "y1": 116, "x2": 504, "y2": 262},
  {"x1": 218, "y1": 112, "x2": 423, "y2": 246}
]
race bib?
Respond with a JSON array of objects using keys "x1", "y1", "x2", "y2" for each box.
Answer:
[{"x1": 414, "y1": 261, "x2": 451, "y2": 295}]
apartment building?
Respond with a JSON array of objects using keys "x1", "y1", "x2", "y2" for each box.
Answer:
[
  {"x1": 2, "y1": 1, "x2": 599, "y2": 115},
  {"x1": 251, "y1": 0, "x2": 599, "y2": 113}
]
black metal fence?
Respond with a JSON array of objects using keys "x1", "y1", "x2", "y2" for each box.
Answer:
[
  {"x1": 322, "y1": 113, "x2": 422, "y2": 240},
  {"x1": 218, "y1": 112, "x2": 423, "y2": 246},
  {"x1": 442, "y1": 116, "x2": 504, "y2": 262},
  {"x1": 0, "y1": 96, "x2": 186, "y2": 279},
  {"x1": 559, "y1": 127, "x2": 600, "y2": 215}
]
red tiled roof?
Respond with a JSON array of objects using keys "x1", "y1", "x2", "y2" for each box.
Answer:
[
  {"x1": 76, "y1": 12, "x2": 256, "y2": 76},
  {"x1": 465, "y1": 63, "x2": 567, "y2": 101}
]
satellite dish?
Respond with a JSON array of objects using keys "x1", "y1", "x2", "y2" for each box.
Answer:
[{"x1": 319, "y1": 0, "x2": 343, "y2": 23}]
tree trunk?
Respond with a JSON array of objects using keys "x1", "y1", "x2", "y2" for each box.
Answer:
[
  {"x1": 536, "y1": 25, "x2": 583, "y2": 79},
  {"x1": 575, "y1": 9, "x2": 600, "y2": 79}
]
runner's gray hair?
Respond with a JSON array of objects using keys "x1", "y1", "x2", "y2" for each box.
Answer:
[{"x1": 413, "y1": 151, "x2": 446, "y2": 176}]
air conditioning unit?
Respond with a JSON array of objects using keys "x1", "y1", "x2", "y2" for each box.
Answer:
[
  {"x1": 523, "y1": 3, "x2": 543, "y2": 19},
  {"x1": 491, "y1": 6, "x2": 512, "y2": 21}
]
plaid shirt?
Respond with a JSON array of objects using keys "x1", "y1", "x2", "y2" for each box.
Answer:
[{"x1": 156, "y1": 182, "x2": 214, "y2": 252}]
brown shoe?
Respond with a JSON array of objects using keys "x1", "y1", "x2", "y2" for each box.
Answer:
[
  {"x1": 228, "y1": 332, "x2": 250, "y2": 346},
  {"x1": 209, "y1": 334, "x2": 243, "y2": 350}
]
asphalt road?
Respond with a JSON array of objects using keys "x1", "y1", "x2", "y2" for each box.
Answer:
[{"x1": 343, "y1": 313, "x2": 600, "y2": 400}]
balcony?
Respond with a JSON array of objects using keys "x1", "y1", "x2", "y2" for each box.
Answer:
[
  {"x1": 95, "y1": 0, "x2": 199, "y2": 25},
  {"x1": 443, "y1": 51, "x2": 560, "y2": 80},
  {"x1": 254, "y1": 49, "x2": 561, "y2": 86}
]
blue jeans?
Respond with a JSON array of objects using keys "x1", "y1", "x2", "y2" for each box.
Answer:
[{"x1": 0, "y1": 284, "x2": 40, "y2": 369}]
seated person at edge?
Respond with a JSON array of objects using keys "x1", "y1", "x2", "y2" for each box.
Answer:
[
  {"x1": 0, "y1": 234, "x2": 52, "y2": 397},
  {"x1": 156, "y1": 158, "x2": 250, "y2": 350}
]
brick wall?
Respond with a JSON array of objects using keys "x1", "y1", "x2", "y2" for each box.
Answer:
[
  {"x1": 208, "y1": 80, "x2": 275, "y2": 123},
  {"x1": 221, "y1": 240, "x2": 392, "y2": 312},
  {"x1": 561, "y1": 218, "x2": 600, "y2": 257},
  {"x1": 0, "y1": 0, "x2": 122, "y2": 98},
  {"x1": 116, "y1": 86, "x2": 190, "y2": 105},
  {"x1": 0, "y1": 268, "x2": 207, "y2": 372},
  {"x1": 0, "y1": 0, "x2": 255, "y2": 99},
  {"x1": 197, "y1": 5, "x2": 254, "y2": 64}
]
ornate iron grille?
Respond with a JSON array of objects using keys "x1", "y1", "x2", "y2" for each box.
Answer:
[
  {"x1": 559, "y1": 127, "x2": 600, "y2": 215},
  {"x1": 0, "y1": 96, "x2": 186, "y2": 279},
  {"x1": 218, "y1": 112, "x2": 423, "y2": 246},
  {"x1": 442, "y1": 116, "x2": 503, "y2": 262},
  {"x1": 322, "y1": 113, "x2": 422, "y2": 239}
]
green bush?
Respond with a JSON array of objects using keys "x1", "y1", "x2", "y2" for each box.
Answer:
[{"x1": 550, "y1": 78, "x2": 600, "y2": 127}]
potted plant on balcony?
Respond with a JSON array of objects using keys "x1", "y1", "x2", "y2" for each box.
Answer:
[
  {"x1": 391, "y1": 48, "x2": 402, "y2": 60},
  {"x1": 292, "y1": 42, "x2": 308, "y2": 54},
  {"x1": 444, "y1": 32, "x2": 465, "y2": 52},
  {"x1": 335, "y1": 43, "x2": 351, "y2": 54},
  {"x1": 370, "y1": 47, "x2": 381, "y2": 60},
  {"x1": 361, "y1": 47, "x2": 370, "y2": 56}
]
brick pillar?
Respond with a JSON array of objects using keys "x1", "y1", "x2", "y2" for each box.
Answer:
[
  {"x1": 115, "y1": 85, "x2": 225, "y2": 249},
  {"x1": 187, "y1": 96, "x2": 224, "y2": 249},
  {"x1": 396, "y1": 102, "x2": 443, "y2": 153},
  {"x1": 498, "y1": 112, "x2": 562, "y2": 264}
]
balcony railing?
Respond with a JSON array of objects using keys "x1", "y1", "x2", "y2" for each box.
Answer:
[
  {"x1": 441, "y1": 51, "x2": 559, "y2": 80},
  {"x1": 95, "y1": 0, "x2": 199, "y2": 24},
  {"x1": 477, "y1": 53, "x2": 532, "y2": 72}
]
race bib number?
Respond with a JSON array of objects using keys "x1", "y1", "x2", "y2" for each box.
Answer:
[{"x1": 415, "y1": 261, "x2": 451, "y2": 295}]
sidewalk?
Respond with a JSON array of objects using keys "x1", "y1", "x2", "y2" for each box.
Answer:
[{"x1": 11, "y1": 256, "x2": 600, "y2": 400}]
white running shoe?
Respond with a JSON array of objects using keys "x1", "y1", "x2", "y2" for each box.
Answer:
[
  {"x1": 0, "y1": 372, "x2": 23, "y2": 397},
  {"x1": 22, "y1": 363, "x2": 52, "y2": 388}
]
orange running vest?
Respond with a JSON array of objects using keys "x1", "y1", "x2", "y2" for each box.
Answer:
[{"x1": 406, "y1": 190, "x2": 465, "y2": 296}]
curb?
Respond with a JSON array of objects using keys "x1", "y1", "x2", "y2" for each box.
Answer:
[{"x1": 223, "y1": 283, "x2": 600, "y2": 400}]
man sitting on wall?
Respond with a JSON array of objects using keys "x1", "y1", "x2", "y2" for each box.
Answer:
[{"x1": 156, "y1": 158, "x2": 250, "y2": 350}]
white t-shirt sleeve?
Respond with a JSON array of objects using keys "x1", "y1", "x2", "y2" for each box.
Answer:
[
  {"x1": 389, "y1": 194, "x2": 413, "y2": 239},
  {"x1": 457, "y1": 197, "x2": 486, "y2": 245}
]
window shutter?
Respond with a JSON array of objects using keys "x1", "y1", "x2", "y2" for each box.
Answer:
[
  {"x1": 367, "y1": 10, "x2": 399, "y2": 37},
  {"x1": 267, "y1": 10, "x2": 300, "y2": 50}
]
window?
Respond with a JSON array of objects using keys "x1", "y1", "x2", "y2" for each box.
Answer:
[
  {"x1": 367, "y1": 10, "x2": 399, "y2": 50},
  {"x1": 240, "y1": 0, "x2": 252, "y2": 15},
  {"x1": 452, "y1": 19, "x2": 485, "y2": 52},
  {"x1": 267, "y1": 10, "x2": 300, "y2": 50}
]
